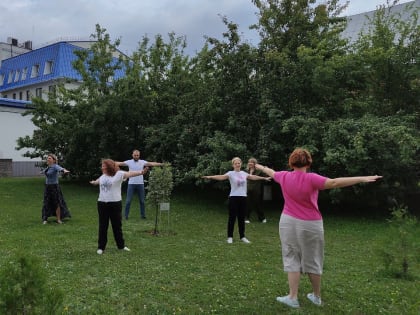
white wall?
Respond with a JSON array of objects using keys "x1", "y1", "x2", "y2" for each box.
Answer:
[{"x1": 0, "y1": 107, "x2": 40, "y2": 161}]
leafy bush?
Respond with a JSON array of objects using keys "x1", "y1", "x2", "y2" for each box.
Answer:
[
  {"x1": 0, "y1": 253, "x2": 63, "y2": 315},
  {"x1": 146, "y1": 164, "x2": 174, "y2": 206},
  {"x1": 377, "y1": 206, "x2": 419, "y2": 279}
]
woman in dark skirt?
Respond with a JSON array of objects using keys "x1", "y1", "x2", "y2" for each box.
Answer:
[{"x1": 42, "y1": 154, "x2": 71, "y2": 224}]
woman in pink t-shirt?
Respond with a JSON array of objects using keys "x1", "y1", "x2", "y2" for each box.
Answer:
[{"x1": 256, "y1": 148, "x2": 382, "y2": 308}]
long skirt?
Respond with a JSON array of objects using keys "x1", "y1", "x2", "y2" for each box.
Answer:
[{"x1": 41, "y1": 184, "x2": 71, "y2": 221}]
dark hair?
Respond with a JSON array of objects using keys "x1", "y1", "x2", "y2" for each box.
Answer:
[
  {"x1": 288, "y1": 148, "x2": 312, "y2": 169},
  {"x1": 102, "y1": 159, "x2": 118, "y2": 176}
]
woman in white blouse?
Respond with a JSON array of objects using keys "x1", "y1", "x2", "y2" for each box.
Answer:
[
  {"x1": 202, "y1": 157, "x2": 270, "y2": 244},
  {"x1": 90, "y1": 159, "x2": 147, "y2": 255}
]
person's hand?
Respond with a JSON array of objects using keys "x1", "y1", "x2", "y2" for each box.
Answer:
[
  {"x1": 365, "y1": 175, "x2": 383, "y2": 182},
  {"x1": 265, "y1": 177, "x2": 272, "y2": 181}
]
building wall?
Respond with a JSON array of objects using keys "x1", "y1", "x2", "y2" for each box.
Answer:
[
  {"x1": 0, "y1": 159, "x2": 12, "y2": 177},
  {"x1": 1, "y1": 80, "x2": 80, "y2": 102},
  {"x1": 0, "y1": 42, "x2": 31, "y2": 66},
  {"x1": 0, "y1": 106, "x2": 39, "y2": 161}
]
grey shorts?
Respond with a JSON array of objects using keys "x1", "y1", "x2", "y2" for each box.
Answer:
[{"x1": 279, "y1": 214, "x2": 324, "y2": 275}]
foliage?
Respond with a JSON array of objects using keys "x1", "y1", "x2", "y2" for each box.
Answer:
[
  {"x1": 377, "y1": 205, "x2": 419, "y2": 279},
  {"x1": 319, "y1": 114, "x2": 419, "y2": 208},
  {"x1": 0, "y1": 253, "x2": 63, "y2": 315},
  {"x1": 146, "y1": 164, "x2": 174, "y2": 206}
]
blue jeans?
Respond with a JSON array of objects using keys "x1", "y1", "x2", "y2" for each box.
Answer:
[{"x1": 124, "y1": 184, "x2": 145, "y2": 218}]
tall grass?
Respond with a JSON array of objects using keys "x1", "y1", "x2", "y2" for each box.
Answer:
[{"x1": 0, "y1": 177, "x2": 419, "y2": 314}]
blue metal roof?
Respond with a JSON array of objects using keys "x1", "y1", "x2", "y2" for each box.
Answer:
[
  {"x1": 0, "y1": 42, "x2": 83, "y2": 91},
  {"x1": 0, "y1": 41, "x2": 125, "y2": 92}
]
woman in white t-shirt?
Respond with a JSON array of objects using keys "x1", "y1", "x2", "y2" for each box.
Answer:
[
  {"x1": 202, "y1": 157, "x2": 270, "y2": 244},
  {"x1": 90, "y1": 159, "x2": 147, "y2": 255}
]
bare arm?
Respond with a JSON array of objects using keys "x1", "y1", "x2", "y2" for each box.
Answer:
[
  {"x1": 202, "y1": 174, "x2": 229, "y2": 181},
  {"x1": 248, "y1": 174, "x2": 271, "y2": 181},
  {"x1": 145, "y1": 161, "x2": 165, "y2": 167},
  {"x1": 115, "y1": 161, "x2": 127, "y2": 167},
  {"x1": 89, "y1": 178, "x2": 100, "y2": 185},
  {"x1": 255, "y1": 164, "x2": 275, "y2": 178},
  {"x1": 324, "y1": 175, "x2": 382, "y2": 190}
]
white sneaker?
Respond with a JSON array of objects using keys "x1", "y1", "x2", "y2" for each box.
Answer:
[
  {"x1": 97, "y1": 249, "x2": 103, "y2": 255},
  {"x1": 42, "y1": 220, "x2": 47, "y2": 225},
  {"x1": 241, "y1": 237, "x2": 251, "y2": 244},
  {"x1": 227, "y1": 237, "x2": 233, "y2": 244},
  {"x1": 307, "y1": 293, "x2": 322, "y2": 306},
  {"x1": 123, "y1": 246, "x2": 131, "y2": 251},
  {"x1": 244, "y1": 220, "x2": 250, "y2": 224},
  {"x1": 276, "y1": 295, "x2": 300, "y2": 308},
  {"x1": 262, "y1": 219, "x2": 267, "y2": 223}
]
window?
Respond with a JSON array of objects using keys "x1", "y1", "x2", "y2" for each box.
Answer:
[
  {"x1": 13, "y1": 93, "x2": 16, "y2": 99},
  {"x1": 15, "y1": 70, "x2": 20, "y2": 82},
  {"x1": 26, "y1": 90, "x2": 30, "y2": 101},
  {"x1": 22, "y1": 68, "x2": 28, "y2": 80},
  {"x1": 44, "y1": 61, "x2": 53, "y2": 75},
  {"x1": 19, "y1": 91, "x2": 23, "y2": 100},
  {"x1": 31, "y1": 64, "x2": 40, "y2": 78},
  {"x1": 35, "y1": 87, "x2": 42, "y2": 97},
  {"x1": 8, "y1": 71, "x2": 14, "y2": 83},
  {"x1": 0, "y1": 74, "x2": 4, "y2": 86},
  {"x1": 48, "y1": 85, "x2": 56, "y2": 96}
]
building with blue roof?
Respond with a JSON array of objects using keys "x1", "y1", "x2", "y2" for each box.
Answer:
[
  {"x1": 0, "y1": 41, "x2": 85, "y2": 101},
  {"x1": 0, "y1": 40, "x2": 125, "y2": 102}
]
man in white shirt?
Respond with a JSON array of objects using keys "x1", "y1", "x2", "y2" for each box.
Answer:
[{"x1": 116, "y1": 150, "x2": 163, "y2": 219}]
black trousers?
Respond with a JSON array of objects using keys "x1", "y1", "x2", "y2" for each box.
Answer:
[
  {"x1": 246, "y1": 188, "x2": 265, "y2": 221},
  {"x1": 227, "y1": 196, "x2": 246, "y2": 239},
  {"x1": 97, "y1": 201, "x2": 125, "y2": 250}
]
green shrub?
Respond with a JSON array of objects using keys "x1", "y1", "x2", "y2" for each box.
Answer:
[
  {"x1": 146, "y1": 164, "x2": 174, "y2": 206},
  {"x1": 377, "y1": 206, "x2": 419, "y2": 279},
  {"x1": 0, "y1": 253, "x2": 63, "y2": 315}
]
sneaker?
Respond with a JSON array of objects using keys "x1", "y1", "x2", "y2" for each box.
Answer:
[
  {"x1": 276, "y1": 295, "x2": 300, "y2": 308},
  {"x1": 56, "y1": 220, "x2": 63, "y2": 224},
  {"x1": 123, "y1": 246, "x2": 131, "y2": 251},
  {"x1": 244, "y1": 220, "x2": 250, "y2": 224},
  {"x1": 42, "y1": 220, "x2": 47, "y2": 225},
  {"x1": 240, "y1": 237, "x2": 251, "y2": 244},
  {"x1": 307, "y1": 293, "x2": 322, "y2": 306},
  {"x1": 262, "y1": 219, "x2": 267, "y2": 223},
  {"x1": 227, "y1": 237, "x2": 233, "y2": 244},
  {"x1": 141, "y1": 216, "x2": 146, "y2": 219},
  {"x1": 97, "y1": 249, "x2": 103, "y2": 255}
]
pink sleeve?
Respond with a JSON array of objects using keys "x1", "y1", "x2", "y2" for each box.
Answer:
[
  {"x1": 273, "y1": 171, "x2": 285, "y2": 184},
  {"x1": 310, "y1": 173, "x2": 328, "y2": 190}
]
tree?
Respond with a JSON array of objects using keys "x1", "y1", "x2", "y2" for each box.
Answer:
[{"x1": 17, "y1": 25, "x2": 129, "y2": 176}]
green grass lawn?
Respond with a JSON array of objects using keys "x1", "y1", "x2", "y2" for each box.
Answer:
[{"x1": 0, "y1": 177, "x2": 419, "y2": 314}]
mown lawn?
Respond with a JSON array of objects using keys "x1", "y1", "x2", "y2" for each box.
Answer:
[{"x1": 0, "y1": 177, "x2": 419, "y2": 314}]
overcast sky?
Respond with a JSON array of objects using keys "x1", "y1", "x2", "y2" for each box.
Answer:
[{"x1": 0, "y1": 0, "x2": 415, "y2": 56}]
